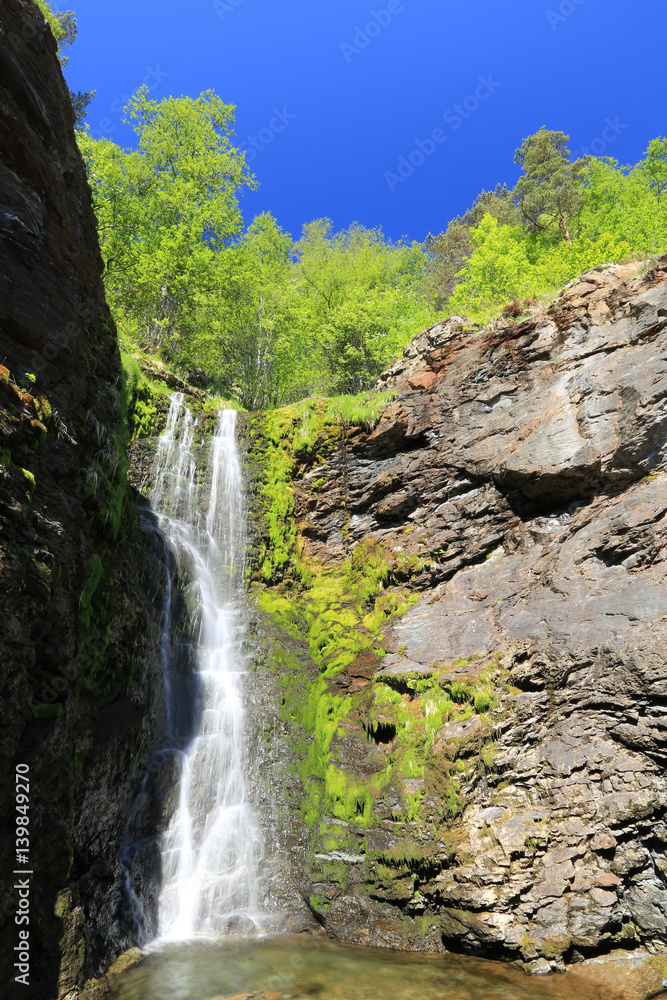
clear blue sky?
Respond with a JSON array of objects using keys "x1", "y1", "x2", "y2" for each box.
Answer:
[{"x1": 64, "y1": 0, "x2": 666, "y2": 244}]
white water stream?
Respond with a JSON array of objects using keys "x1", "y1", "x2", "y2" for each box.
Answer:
[{"x1": 149, "y1": 392, "x2": 264, "y2": 939}]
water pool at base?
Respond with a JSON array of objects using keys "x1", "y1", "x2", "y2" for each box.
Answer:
[{"x1": 110, "y1": 935, "x2": 617, "y2": 1000}]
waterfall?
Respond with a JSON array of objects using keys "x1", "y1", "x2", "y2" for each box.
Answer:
[{"x1": 147, "y1": 392, "x2": 264, "y2": 939}]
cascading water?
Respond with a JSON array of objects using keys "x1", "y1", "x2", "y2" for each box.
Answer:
[{"x1": 146, "y1": 392, "x2": 265, "y2": 939}]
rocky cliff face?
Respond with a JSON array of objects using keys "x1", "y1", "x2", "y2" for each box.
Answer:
[
  {"x1": 0, "y1": 4, "x2": 170, "y2": 997},
  {"x1": 249, "y1": 258, "x2": 667, "y2": 988}
]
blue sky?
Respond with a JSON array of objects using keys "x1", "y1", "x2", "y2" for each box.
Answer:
[{"x1": 64, "y1": 0, "x2": 666, "y2": 244}]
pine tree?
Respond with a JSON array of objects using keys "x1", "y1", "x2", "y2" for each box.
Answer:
[{"x1": 513, "y1": 127, "x2": 585, "y2": 244}]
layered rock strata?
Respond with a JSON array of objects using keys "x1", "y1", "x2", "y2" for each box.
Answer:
[{"x1": 250, "y1": 258, "x2": 667, "y2": 987}]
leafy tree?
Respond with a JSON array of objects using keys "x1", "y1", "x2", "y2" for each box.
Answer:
[
  {"x1": 642, "y1": 137, "x2": 667, "y2": 203},
  {"x1": 293, "y1": 220, "x2": 434, "y2": 393},
  {"x1": 447, "y1": 212, "x2": 632, "y2": 323},
  {"x1": 423, "y1": 185, "x2": 519, "y2": 307},
  {"x1": 513, "y1": 127, "x2": 585, "y2": 244},
  {"x1": 180, "y1": 213, "x2": 297, "y2": 409},
  {"x1": 79, "y1": 89, "x2": 255, "y2": 345},
  {"x1": 447, "y1": 214, "x2": 531, "y2": 317},
  {"x1": 578, "y1": 155, "x2": 667, "y2": 256}
]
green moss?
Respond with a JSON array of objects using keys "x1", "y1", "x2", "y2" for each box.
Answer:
[
  {"x1": 308, "y1": 893, "x2": 331, "y2": 916},
  {"x1": 33, "y1": 395, "x2": 52, "y2": 423},
  {"x1": 254, "y1": 392, "x2": 459, "y2": 843},
  {"x1": 325, "y1": 765, "x2": 374, "y2": 827},
  {"x1": 480, "y1": 741, "x2": 499, "y2": 771},
  {"x1": 474, "y1": 691, "x2": 491, "y2": 713},
  {"x1": 288, "y1": 391, "x2": 396, "y2": 455},
  {"x1": 78, "y1": 555, "x2": 103, "y2": 630},
  {"x1": 123, "y1": 355, "x2": 171, "y2": 441},
  {"x1": 539, "y1": 934, "x2": 572, "y2": 959},
  {"x1": 524, "y1": 834, "x2": 547, "y2": 855},
  {"x1": 19, "y1": 468, "x2": 35, "y2": 495},
  {"x1": 371, "y1": 842, "x2": 431, "y2": 870}
]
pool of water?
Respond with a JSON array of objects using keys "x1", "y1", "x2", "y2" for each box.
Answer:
[{"x1": 109, "y1": 935, "x2": 618, "y2": 1000}]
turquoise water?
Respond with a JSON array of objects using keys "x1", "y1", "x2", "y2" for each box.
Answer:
[{"x1": 110, "y1": 935, "x2": 616, "y2": 1000}]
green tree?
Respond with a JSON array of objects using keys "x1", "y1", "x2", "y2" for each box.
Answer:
[
  {"x1": 181, "y1": 213, "x2": 297, "y2": 409},
  {"x1": 513, "y1": 127, "x2": 585, "y2": 244},
  {"x1": 642, "y1": 137, "x2": 667, "y2": 203},
  {"x1": 578, "y1": 154, "x2": 667, "y2": 257},
  {"x1": 447, "y1": 211, "x2": 632, "y2": 323},
  {"x1": 447, "y1": 214, "x2": 531, "y2": 317},
  {"x1": 423, "y1": 184, "x2": 519, "y2": 307},
  {"x1": 294, "y1": 220, "x2": 434, "y2": 393},
  {"x1": 79, "y1": 89, "x2": 255, "y2": 346}
]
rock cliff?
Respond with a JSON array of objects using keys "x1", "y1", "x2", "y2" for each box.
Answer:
[
  {"x1": 249, "y1": 258, "x2": 667, "y2": 988},
  {"x1": 0, "y1": 4, "x2": 171, "y2": 997}
]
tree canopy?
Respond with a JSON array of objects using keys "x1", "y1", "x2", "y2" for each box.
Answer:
[
  {"x1": 513, "y1": 127, "x2": 586, "y2": 244},
  {"x1": 75, "y1": 78, "x2": 667, "y2": 406}
]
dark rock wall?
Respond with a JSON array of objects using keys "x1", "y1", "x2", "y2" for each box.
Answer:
[{"x1": 0, "y1": 4, "x2": 169, "y2": 997}]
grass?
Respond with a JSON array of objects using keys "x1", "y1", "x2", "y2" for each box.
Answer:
[{"x1": 291, "y1": 390, "x2": 396, "y2": 453}]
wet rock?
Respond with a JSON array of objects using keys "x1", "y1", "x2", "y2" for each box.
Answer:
[
  {"x1": 106, "y1": 947, "x2": 143, "y2": 977},
  {"x1": 566, "y1": 947, "x2": 667, "y2": 1000}
]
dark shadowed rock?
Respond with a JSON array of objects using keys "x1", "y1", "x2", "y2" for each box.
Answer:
[{"x1": 0, "y1": 4, "x2": 173, "y2": 997}]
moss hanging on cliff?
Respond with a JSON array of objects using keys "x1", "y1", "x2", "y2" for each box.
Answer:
[
  {"x1": 250, "y1": 393, "x2": 413, "y2": 665},
  {"x1": 250, "y1": 395, "x2": 505, "y2": 845}
]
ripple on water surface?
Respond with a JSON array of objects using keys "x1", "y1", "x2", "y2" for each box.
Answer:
[{"x1": 109, "y1": 935, "x2": 618, "y2": 1000}]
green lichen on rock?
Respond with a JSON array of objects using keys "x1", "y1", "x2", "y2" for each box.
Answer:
[{"x1": 251, "y1": 391, "x2": 519, "y2": 917}]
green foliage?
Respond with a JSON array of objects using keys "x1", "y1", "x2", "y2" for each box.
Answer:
[
  {"x1": 173, "y1": 217, "x2": 435, "y2": 406},
  {"x1": 81, "y1": 102, "x2": 435, "y2": 406},
  {"x1": 578, "y1": 151, "x2": 667, "y2": 256},
  {"x1": 430, "y1": 129, "x2": 666, "y2": 323},
  {"x1": 33, "y1": 0, "x2": 73, "y2": 50},
  {"x1": 32, "y1": 1, "x2": 93, "y2": 127},
  {"x1": 80, "y1": 105, "x2": 667, "y2": 402},
  {"x1": 513, "y1": 127, "x2": 586, "y2": 243},
  {"x1": 423, "y1": 183, "x2": 519, "y2": 306},
  {"x1": 78, "y1": 88, "x2": 255, "y2": 354},
  {"x1": 447, "y1": 212, "x2": 633, "y2": 322},
  {"x1": 289, "y1": 220, "x2": 436, "y2": 396},
  {"x1": 642, "y1": 137, "x2": 667, "y2": 202},
  {"x1": 474, "y1": 691, "x2": 491, "y2": 714}
]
